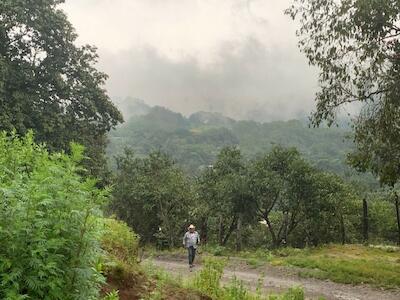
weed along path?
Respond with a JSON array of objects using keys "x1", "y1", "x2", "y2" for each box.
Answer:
[{"x1": 149, "y1": 255, "x2": 400, "y2": 300}]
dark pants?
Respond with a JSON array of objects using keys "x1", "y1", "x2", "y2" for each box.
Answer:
[{"x1": 188, "y1": 246, "x2": 196, "y2": 266}]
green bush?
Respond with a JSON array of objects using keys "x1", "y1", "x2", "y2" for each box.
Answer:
[
  {"x1": 0, "y1": 132, "x2": 107, "y2": 300},
  {"x1": 193, "y1": 257, "x2": 226, "y2": 298},
  {"x1": 102, "y1": 218, "x2": 140, "y2": 265}
]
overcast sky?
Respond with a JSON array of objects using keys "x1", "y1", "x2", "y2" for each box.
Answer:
[{"x1": 62, "y1": 0, "x2": 318, "y2": 121}]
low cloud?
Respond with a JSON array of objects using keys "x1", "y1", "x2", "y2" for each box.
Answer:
[
  {"x1": 63, "y1": 0, "x2": 318, "y2": 121},
  {"x1": 99, "y1": 38, "x2": 317, "y2": 122}
]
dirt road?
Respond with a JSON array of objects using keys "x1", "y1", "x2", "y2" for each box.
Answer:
[{"x1": 149, "y1": 255, "x2": 400, "y2": 300}]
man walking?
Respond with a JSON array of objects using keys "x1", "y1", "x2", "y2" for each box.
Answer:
[{"x1": 183, "y1": 224, "x2": 200, "y2": 270}]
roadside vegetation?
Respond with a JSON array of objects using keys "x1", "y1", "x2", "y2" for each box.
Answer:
[
  {"x1": 0, "y1": 132, "x2": 107, "y2": 299},
  {"x1": 279, "y1": 245, "x2": 400, "y2": 288},
  {"x1": 193, "y1": 244, "x2": 400, "y2": 289},
  {"x1": 100, "y1": 212, "x2": 309, "y2": 300},
  {"x1": 142, "y1": 257, "x2": 307, "y2": 300}
]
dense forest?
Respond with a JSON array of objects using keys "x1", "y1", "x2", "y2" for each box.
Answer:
[
  {"x1": 108, "y1": 103, "x2": 400, "y2": 250},
  {"x1": 111, "y1": 144, "x2": 400, "y2": 249},
  {"x1": 108, "y1": 99, "x2": 369, "y2": 180}
]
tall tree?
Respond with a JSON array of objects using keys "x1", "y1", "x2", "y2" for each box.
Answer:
[
  {"x1": 302, "y1": 172, "x2": 360, "y2": 246},
  {"x1": 111, "y1": 150, "x2": 191, "y2": 247},
  {"x1": 0, "y1": 0, "x2": 123, "y2": 178},
  {"x1": 195, "y1": 167, "x2": 218, "y2": 245},
  {"x1": 249, "y1": 147, "x2": 315, "y2": 247},
  {"x1": 287, "y1": 0, "x2": 400, "y2": 186},
  {"x1": 197, "y1": 147, "x2": 254, "y2": 247}
]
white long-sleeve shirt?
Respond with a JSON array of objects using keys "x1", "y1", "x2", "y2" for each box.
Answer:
[{"x1": 183, "y1": 231, "x2": 200, "y2": 248}]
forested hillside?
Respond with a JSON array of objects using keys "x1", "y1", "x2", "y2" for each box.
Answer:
[{"x1": 108, "y1": 100, "x2": 370, "y2": 182}]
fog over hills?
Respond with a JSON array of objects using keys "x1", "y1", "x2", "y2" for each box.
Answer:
[{"x1": 63, "y1": 0, "x2": 318, "y2": 122}]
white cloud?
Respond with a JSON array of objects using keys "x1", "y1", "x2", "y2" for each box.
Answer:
[
  {"x1": 61, "y1": 0, "x2": 317, "y2": 121},
  {"x1": 63, "y1": 0, "x2": 299, "y2": 62}
]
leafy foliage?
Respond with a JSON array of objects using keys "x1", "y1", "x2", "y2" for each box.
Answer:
[
  {"x1": 108, "y1": 104, "x2": 377, "y2": 187},
  {"x1": 192, "y1": 257, "x2": 305, "y2": 300},
  {"x1": 0, "y1": 0, "x2": 123, "y2": 178},
  {"x1": 111, "y1": 150, "x2": 192, "y2": 246},
  {"x1": 295, "y1": 172, "x2": 361, "y2": 246},
  {"x1": 101, "y1": 290, "x2": 119, "y2": 300},
  {"x1": 366, "y1": 188, "x2": 400, "y2": 243},
  {"x1": 193, "y1": 257, "x2": 226, "y2": 299},
  {"x1": 196, "y1": 147, "x2": 255, "y2": 248},
  {"x1": 249, "y1": 147, "x2": 306, "y2": 247},
  {"x1": 114, "y1": 144, "x2": 370, "y2": 249},
  {"x1": 287, "y1": 0, "x2": 400, "y2": 186},
  {"x1": 100, "y1": 218, "x2": 150, "y2": 300},
  {"x1": 247, "y1": 146, "x2": 360, "y2": 247},
  {"x1": 108, "y1": 103, "x2": 398, "y2": 247},
  {"x1": 102, "y1": 218, "x2": 140, "y2": 266},
  {"x1": 0, "y1": 132, "x2": 107, "y2": 300}
]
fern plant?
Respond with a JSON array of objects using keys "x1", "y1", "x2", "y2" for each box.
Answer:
[{"x1": 0, "y1": 131, "x2": 107, "y2": 299}]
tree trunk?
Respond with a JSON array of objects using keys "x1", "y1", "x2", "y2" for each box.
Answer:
[
  {"x1": 362, "y1": 198, "x2": 369, "y2": 244},
  {"x1": 395, "y1": 193, "x2": 400, "y2": 246},
  {"x1": 200, "y1": 217, "x2": 208, "y2": 245},
  {"x1": 340, "y1": 214, "x2": 346, "y2": 245},
  {"x1": 236, "y1": 213, "x2": 243, "y2": 251},
  {"x1": 222, "y1": 217, "x2": 237, "y2": 246},
  {"x1": 265, "y1": 216, "x2": 278, "y2": 248},
  {"x1": 283, "y1": 212, "x2": 289, "y2": 246},
  {"x1": 218, "y1": 216, "x2": 224, "y2": 246}
]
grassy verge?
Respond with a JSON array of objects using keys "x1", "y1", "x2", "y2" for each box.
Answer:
[
  {"x1": 274, "y1": 244, "x2": 400, "y2": 289},
  {"x1": 200, "y1": 244, "x2": 400, "y2": 289},
  {"x1": 142, "y1": 261, "x2": 211, "y2": 300}
]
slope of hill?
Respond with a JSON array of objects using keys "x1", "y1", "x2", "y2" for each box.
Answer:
[{"x1": 107, "y1": 104, "x2": 374, "y2": 184}]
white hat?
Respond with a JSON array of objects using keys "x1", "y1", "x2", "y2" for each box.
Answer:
[{"x1": 188, "y1": 224, "x2": 195, "y2": 229}]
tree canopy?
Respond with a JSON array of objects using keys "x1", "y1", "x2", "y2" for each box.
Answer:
[
  {"x1": 287, "y1": 0, "x2": 400, "y2": 185},
  {"x1": 108, "y1": 104, "x2": 378, "y2": 186},
  {"x1": 111, "y1": 150, "x2": 192, "y2": 246},
  {"x1": 111, "y1": 145, "x2": 373, "y2": 248},
  {"x1": 0, "y1": 0, "x2": 123, "y2": 177}
]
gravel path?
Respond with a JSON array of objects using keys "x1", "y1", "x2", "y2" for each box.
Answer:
[{"x1": 149, "y1": 255, "x2": 400, "y2": 300}]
